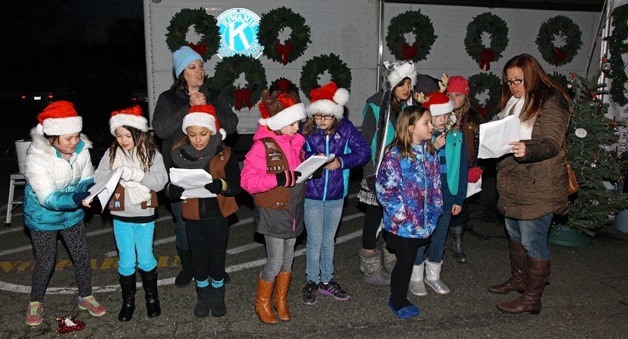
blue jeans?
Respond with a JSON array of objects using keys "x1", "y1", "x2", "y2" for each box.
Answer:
[
  {"x1": 113, "y1": 220, "x2": 158, "y2": 276},
  {"x1": 414, "y1": 208, "x2": 452, "y2": 265},
  {"x1": 505, "y1": 213, "x2": 553, "y2": 259},
  {"x1": 304, "y1": 198, "x2": 344, "y2": 283},
  {"x1": 171, "y1": 201, "x2": 188, "y2": 250}
]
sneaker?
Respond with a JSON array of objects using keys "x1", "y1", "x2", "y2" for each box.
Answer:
[
  {"x1": 318, "y1": 280, "x2": 350, "y2": 301},
  {"x1": 302, "y1": 281, "x2": 318, "y2": 305},
  {"x1": 78, "y1": 295, "x2": 106, "y2": 317},
  {"x1": 387, "y1": 298, "x2": 420, "y2": 319},
  {"x1": 25, "y1": 301, "x2": 43, "y2": 326}
]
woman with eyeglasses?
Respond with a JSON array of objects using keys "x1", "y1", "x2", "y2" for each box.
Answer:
[{"x1": 490, "y1": 53, "x2": 570, "y2": 315}]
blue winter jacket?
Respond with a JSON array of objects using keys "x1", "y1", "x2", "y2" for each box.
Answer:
[{"x1": 303, "y1": 119, "x2": 371, "y2": 201}]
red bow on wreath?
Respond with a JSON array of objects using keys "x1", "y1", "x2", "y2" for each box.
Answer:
[
  {"x1": 234, "y1": 87, "x2": 252, "y2": 111},
  {"x1": 479, "y1": 48, "x2": 494, "y2": 71},
  {"x1": 188, "y1": 42, "x2": 207, "y2": 57},
  {"x1": 402, "y1": 43, "x2": 418, "y2": 61},
  {"x1": 275, "y1": 41, "x2": 293, "y2": 65},
  {"x1": 553, "y1": 47, "x2": 567, "y2": 67},
  {"x1": 476, "y1": 105, "x2": 489, "y2": 121}
]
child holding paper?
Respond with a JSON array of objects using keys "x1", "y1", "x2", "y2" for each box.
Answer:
[
  {"x1": 92, "y1": 105, "x2": 167, "y2": 321},
  {"x1": 300, "y1": 82, "x2": 370, "y2": 304},
  {"x1": 164, "y1": 104, "x2": 240, "y2": 318},
  {"x1": 241, "y1": 89, "x2": 307, "y2": 324}
]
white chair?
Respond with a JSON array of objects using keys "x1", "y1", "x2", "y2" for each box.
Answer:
[{"x1": 6, "y1": 173, "x2": 26, "y2": 226}]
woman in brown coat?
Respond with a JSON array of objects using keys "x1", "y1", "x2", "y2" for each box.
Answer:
[{"x1": 489, "y1": 54, "x2": 570, "y2": 314}]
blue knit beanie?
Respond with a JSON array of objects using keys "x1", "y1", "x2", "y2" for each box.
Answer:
[{"x1": 173, "y1": 46, "x2": 202, "y2": 78}]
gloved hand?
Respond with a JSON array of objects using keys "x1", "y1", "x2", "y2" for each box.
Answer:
[
  {"x1": 121, "y1": 166, "x2": 144, "y2": 182},
  {"x1": 205, "y1": 179, "x2": 224, "y2": 194},
  {"x1": 275, "y1": 171, "x2": 301, "y2": 188},
  {"x1": 72, "y1": 192, "x2": 90, "y2": 207},
  {"x1": 312, "y1": 166, "x2": 324, "y2": 179},
  {"x1": 167, "y1": 183, "x2": 185, "y2": 199}
]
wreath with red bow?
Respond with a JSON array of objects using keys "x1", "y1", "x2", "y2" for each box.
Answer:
[
  {"x1": 258, "y1": 7, "x2": 311, "y2": 65},
  {"x1": 208, "y1": 55, "x2": 267, "y2": 111},
  {"x1": 300, "y1": 54, "x2": 352, "y2": 100},
  {"x1": 468, "y1": 73, "x2": 501, "y2": 121},
  {"x1": 386, "y1": 10, "x2": 437, "y2": 62},
  {"x1": 166, "y1": 8, "x2": 220, "y2": 61},
  {"x1": 536, "y1": 16, "x2": 582, "y2": 67},
  {"x1": 464, "y1": 13, "x2": 508, "y2": 72}
]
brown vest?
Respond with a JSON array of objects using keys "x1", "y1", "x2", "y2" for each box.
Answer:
[{"x1": 253, "y1": 137, "x2": 292, "y2": 210}]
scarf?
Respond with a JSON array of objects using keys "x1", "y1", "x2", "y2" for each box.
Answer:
[
  {"x1": 497, "y1": 96, "x2": 535, "y2": 140},
  {"x1": 111, "y1": 148, "x2": 152, "y2": 205},
  {"x1": 171, "y1": 133, "x2": 222, "y2": 170}
]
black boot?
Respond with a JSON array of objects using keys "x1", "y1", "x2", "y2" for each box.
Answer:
[
  {"x1": 139, "y1": 268, "x2": 161, "y2": 318},
  {"x1": 210, "y1": 285, "x2": 226, "y2": 317},
  {"x1": 194, "y1": 285, "x2": 212, "y2": 317},
  {"x1": 118, "y1": 273, "x2": 136, "y2": 322},
  {"x1": 450, "y1": 226, "x2": 468, "y2": 263},
  {"x1": 175, "y1": 247, "x2": 194, "y2": 288}
]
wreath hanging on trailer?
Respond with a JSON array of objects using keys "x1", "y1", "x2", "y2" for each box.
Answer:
[
  {"x1": 386, "y1": 10, "x2": 437, "y2": 62},
  {"x1": 300, "y1": 54, "x2": 352, "y2": 100},
  {"x1": 468, "y1": 73, "x2": 501, "y2": 121},
  {"x1": 165, "y1": 8, "x2": 220, "y2": 61},
  {"x1": 258, "y1": 7, "x2": 312, "y2": 65},
  {"x1": 535, "y1": 15, "x2": 582, "y2": 67},
  {"x1": 464, "y1": 13, "x2": 509, "y2": 71},
  {"x1": 208, "y1": 55, "x2": 267, "y2": 111}
]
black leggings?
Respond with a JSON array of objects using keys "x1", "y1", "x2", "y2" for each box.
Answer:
[
  {"x1": 362, "y1": 204, "x2": 383, "y2": 250},
  {"x1": 386, "y1": 231, "x2": 431, "y2": 310},
  {"x1": 30, "y1": 222, "x2": 92, "y2": 302},
  {"x1": 186, "y1": 218, "x2": 229, "y2": 283}
]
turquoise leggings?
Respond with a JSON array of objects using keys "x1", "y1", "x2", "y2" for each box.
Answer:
[{"x1": 113, "y1": 219, "x2": 158, "y2": 276}]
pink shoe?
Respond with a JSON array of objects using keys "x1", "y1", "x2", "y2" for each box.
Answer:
[
  {"x1": 78, "y1": 295, "x2": 106, "y2": 317},
  {"x1": 25, "y1": 301, "x2": 43, "y2": 326}
]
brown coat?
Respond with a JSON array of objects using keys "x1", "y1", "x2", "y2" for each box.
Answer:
[{"x1": 496, "y1": 94, "x2": 570, "y2": 220}]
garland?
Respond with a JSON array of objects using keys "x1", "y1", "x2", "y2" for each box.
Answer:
[
  {"x1": 165, "y1": 8, "x2": 220, "y2": 61},
  {"x1": 258, "y1": 7, "x2": 311, "y2": 65},
  {"x1": 300, "y1": 54, "x2": 352, "y2": 100},
  {"x1": 464, "y1": 13, "x2": 508, "y2": 71},
  {"x1": 468, "y1": 73, "x2": 501, "y2": 121},
  {"x1": 207, "y1": 55, "x2": 267, "y2": 111},
  {"x1": 535, "y1": 16, "x2": 582, "y2": 67},
  {"x1": 606, "y1": 5, "x2": 627, "y2": 106},
  {"x1": 386, "y1": 10, "x2": 437, "y2": 62}
]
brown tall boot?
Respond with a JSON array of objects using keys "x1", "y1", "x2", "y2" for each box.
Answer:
[
  {"x1": 273, "y1": 271, "x2": 292, "y2": 321},
  {"x1": 255, "y1": 275, "x2": 278, "y2": 324},
  {"x1": 497, "y1": 257, "x2": 550, "y2": 314},
  {"x1": 489, "y1": 241, "x2": 527, "y2": 294}
]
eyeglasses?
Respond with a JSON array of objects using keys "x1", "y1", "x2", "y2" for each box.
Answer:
[
  {"x1": 503, "y1": 78, "x2": 524, "y2": 86},
  {"x1": 313, "y1": 115, "x2": 335, "y2": 121}
]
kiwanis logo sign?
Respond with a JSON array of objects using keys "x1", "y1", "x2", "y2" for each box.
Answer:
[{"x1": 217, "y1": 8, "x2": 264, "y2": 59}]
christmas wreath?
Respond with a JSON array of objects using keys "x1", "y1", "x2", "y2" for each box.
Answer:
[
  {"x1": 606, "y1": 5, "x2": 627, "y2": 106},
  {"x1": 468, "y1": 73, "x2": 501, "y2": 120},
  {"x1": 300, "y1": 54, "x2": 352, "y2": 100},
  {"x1": 386, "y1": 10, "x2": 437, "y2": 62},
  {"x1": 550, "y1": 72, "x2": 569, "y2": 92},
  {"x1": 258, "y1": 7, "x2": 311, "y2": 65},
  {"x1": 166, "y1": 8, "x2": 220, "y2": 61},
  {"x1": 535, "y1": 15, "x2": 582, "y2": 67},
  {"x1": 464, "y1": 13, "x2": 508, "y2": 71},
  {"x1": 208, "y1": 55, "x2": 267, "y2": 110},
  {"x1": 270, "y1": 77, "x2": 299, "y2": 94}
]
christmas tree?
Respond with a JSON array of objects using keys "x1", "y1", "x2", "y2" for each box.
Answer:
[{"x1": 565, "y1": 76, "x2": 628, "y2": 237}]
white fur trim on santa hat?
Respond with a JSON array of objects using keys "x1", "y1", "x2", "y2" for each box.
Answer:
[
  {"x1": 305, "y1": 88, "x2": 349, "y2": 120},
  {"x1": 386, "y1": 61, "x2": 417, "y2": 88},
  {"x1": 38, "y1": 116, "x2": 83, "y2": 136},
  {"x1": 259, "y1": 103, "x2": 306, "y2": 131},
  {"x1": 109, "y1": 114, "x2": 148, "y2": 135},
  {"x1": 429, "y1": 100, "x2": 455, "y2": 116},
  {"x1": 182, "y1": 112, "x2": 226, "y2": 140}
]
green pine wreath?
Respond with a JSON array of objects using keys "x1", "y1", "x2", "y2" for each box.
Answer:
[
  {"x1": 258, "y1": 7, "x2": 311, "y2": 65},
  {"x1": 550, "y1": 72, "x2": 569, "y2": 92},
  {"x1": 535, "y1": 16, "x2": 582, "y2": 67},
  {"x1": 207, "y1": 55, "x2": 267, "y2": 107},
  {"x1": 386, "y1": 10, "x2": 437, "y2": 62},
  {"x1": 165, "y1": 8, "x2": 220, "y2": 61},
  {"x1": 300, "y1": 54, "x2": 352, "y2": 100},
  {"x1": 464, "y1": 13, "x2": 508, "y2": 66},
  {"x1": 607, "y1": 5, "x2": 627, "y2": 106},
  {"x1": 468, "y1": 73, "x2": 501, "y2": 120}
]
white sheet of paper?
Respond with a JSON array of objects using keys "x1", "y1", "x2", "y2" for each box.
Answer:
[
  {"x1": 478, "y1": 115, "x2": 521, "y2": 159},
  {"x1": 466, "y1": 178, "x2": 482, "y2": 198},
  {"x1": 86, "y1": 167, "x2": 123, "y2": 212},
  {"x1": 169, "y1": 168, "x2": 215, "y2": 199},
  {"x1": 295, "y1": 154, "x2": 335, "y2": 183}
]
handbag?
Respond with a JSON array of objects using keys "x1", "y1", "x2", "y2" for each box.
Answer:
[{"x1": 563, "y1": 139, "x2": 578, "y2": 195}]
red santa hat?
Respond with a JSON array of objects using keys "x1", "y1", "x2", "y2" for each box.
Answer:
[
  {"x1": 258, "y1": 93, "x2": 306, "y2": 131},
  {"x1": 109, "y1": 105, "x2": 148, "y2": 135},
  {"x1": 446, "y1": 76, "x2": 470, "y2": 95},
  {"x1": 182, "y1": 104, "x2": 226, "y2": 140},
  {"x1": 421, "y1": 91, "x2": 455, "y2": 116},
  {"x1": 36, "y1": 101, "x2": 83, "y2": 136},
  {"x1": 305, "y1": 81, "x2": 349, "y2": 120}
]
